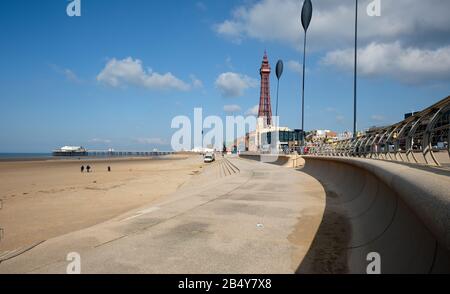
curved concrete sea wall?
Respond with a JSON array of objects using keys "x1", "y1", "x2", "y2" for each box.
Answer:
[
  {"x1": 297, "y1": 156, "x2": 450, "y2": 274},
  {"x1": 239, "y1": 153, "x2": 304, "y2": 168}
]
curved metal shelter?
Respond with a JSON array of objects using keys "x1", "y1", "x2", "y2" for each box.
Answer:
[{"x1": 309, "y1": 96, "x2": 450, "y2": 167}]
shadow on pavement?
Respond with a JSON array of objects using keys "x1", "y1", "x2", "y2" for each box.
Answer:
[{"x1": 296, "y1": 184, "x2": 351, "y2": 274}]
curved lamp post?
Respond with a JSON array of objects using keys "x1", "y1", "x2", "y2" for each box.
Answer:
[
  {"x1": 301, "y1": 0, "x2": 312, "y2": 147},
  {"x1": 275, "y1": 59, "x2": 284, "y2": 118},
  {"x1": 353, "y1": 0, "x2": 359, "y2": 138}
]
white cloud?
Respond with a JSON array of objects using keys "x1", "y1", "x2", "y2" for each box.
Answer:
[
  {"x1": 135, "y1": 138, "x2": 167, "y2": 145},
  {"x1": 51, "y1": 65, "x2": 81, "y2": 83},
  {"x1": 223, "y1": 104, "x2": 242, "y2": 113},
  {"x1": 246, "y1": 104, "x2": 259, "y2": 116},
  {"x1": 215, "y1": 20, "x2": 244, "y2": 44},
  {"x1": 215, "y1": 72, "x2": 257, "y2": 98},
  {"x1": 322, "y1": 42, "x2": 450, "y2": 84},
  {"x1": 190, "y1": 75, "x2": 203, "y2": 88},
  {"x1": 214, "y1": 0, "x2": 299, "y2": 46},
  {"x1": 215, "y1": 0, "x2": 450, "y2": 51},
  {"x1": 287, "y1": 60, "x2": 303, "y2": 74},
  {"x1": 97, "y1": 57, "x2": 191, "y2": 91},
  {"x1": 63, "y1": 69, "x2": 80, "y2": 82},
  {"x1": 215, "y1": 0, "x2": 450, "y2": 84}
]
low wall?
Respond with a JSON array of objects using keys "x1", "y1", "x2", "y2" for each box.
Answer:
[
  {"x1": 297, "y1": 156, "x2": 450, "y2": 274},
  {"x1": 239, "y1": 153, "x2": 304, "y2": 168}
]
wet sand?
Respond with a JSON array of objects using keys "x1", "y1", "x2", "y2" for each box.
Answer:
[{"x1": 0, "y1": 155, "x2": 203, "y2": 251}]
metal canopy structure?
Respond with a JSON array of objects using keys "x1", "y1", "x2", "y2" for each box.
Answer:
[{"x1": 309, "y1": 96, "x2": 450, "y2": 167}]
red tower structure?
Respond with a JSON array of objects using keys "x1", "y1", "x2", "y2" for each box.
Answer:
[{"x1": 258, "y1": 51, "x2": 273, "y2": 126}]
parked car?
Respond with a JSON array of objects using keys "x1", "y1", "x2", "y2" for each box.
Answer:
[{"x1": 204, "y1": 152, "x2": 215, "y2": 163}]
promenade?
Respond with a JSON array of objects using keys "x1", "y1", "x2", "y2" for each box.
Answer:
[{"x1": 0, "y1": 156, "x2": 326, "y2": 274}]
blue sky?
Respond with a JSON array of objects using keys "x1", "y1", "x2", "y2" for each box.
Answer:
[{"x1": 1, "y1": 0, "x2": 449, "y2": 152}]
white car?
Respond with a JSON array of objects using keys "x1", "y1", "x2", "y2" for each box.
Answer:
[{"x1": 204, "y1": 153, "x2": 215, "y2": 163}]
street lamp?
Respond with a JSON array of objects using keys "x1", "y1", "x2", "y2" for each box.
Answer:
[
  {"x1": 275, "y1": 59, "x2": 284, "y2": 118},
  {"x1": 301, "y1": 0, "x2": 312, "y2": 147},
  {"x1": 353, "y1": 0, "x2": 359, "y2": 138}
]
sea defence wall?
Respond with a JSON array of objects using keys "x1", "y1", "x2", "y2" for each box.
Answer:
[
  {"x1": 239, "y1": 153, "x2": 304, "y2": 168},
  {"x1": 297, "y1": 156, "x2": 450, "y2": 274}
]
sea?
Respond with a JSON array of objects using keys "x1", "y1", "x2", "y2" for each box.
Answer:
[
  {"x1": 0, "y1": 153, "x2": 53, "y2": 160},
  {"x1": 0, "y1": 152, "x2": 176, "y2": 161}
]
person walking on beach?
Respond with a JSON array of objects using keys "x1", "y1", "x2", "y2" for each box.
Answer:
[
  {"x1": 108, "y1": 166, "x2": 111, "y2": 172},
  {"x1": 81, "y1": 165, "x2": 84, "y2": 173},
  {"x1": 86, "y1": 165, "x2": 91, "y2": 173}
]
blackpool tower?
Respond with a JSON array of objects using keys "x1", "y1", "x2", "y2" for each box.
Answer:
[{"x1": 258, "y1": 51, "x2": 273, "y2": 126}]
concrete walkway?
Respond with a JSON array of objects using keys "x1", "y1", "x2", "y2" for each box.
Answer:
[{"x1": 0, "y1": 157, "x2": 326, "y2": 274}]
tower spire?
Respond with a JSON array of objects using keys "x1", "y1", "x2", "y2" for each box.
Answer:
[{"x1": 258, "y1": 51, "x2": 272, "y2": 126}]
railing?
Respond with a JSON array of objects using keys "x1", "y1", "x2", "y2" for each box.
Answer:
[{"x1": 308, "y1": 96, "x2": 450, "y2": 167}]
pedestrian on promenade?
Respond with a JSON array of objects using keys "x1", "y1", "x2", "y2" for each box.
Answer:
[
  {"x1": 86, "y1": 165, "x2": 91, "y2": 173},
  {"x1": 81, "y1": 165, "x2": 84, "y2": 173}
]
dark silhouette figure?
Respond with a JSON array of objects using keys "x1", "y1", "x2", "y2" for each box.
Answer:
[
  {"x1": 86, "y1": 165, "x2": 91, "y2": 173},
  {"x1": 108, "y1": 166, "x2": 111, "y2": 172},
  {"x1": 81, "y1": 165, "x2": 85, "y2": 173}
]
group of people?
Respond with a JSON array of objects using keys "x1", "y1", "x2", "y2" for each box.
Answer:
[
  {"x1": 81, "y1": 165, "x2": 111, "y2": 173},
  {"x1": 80, "y1": 165, "x2": 91, "y2": 173}
]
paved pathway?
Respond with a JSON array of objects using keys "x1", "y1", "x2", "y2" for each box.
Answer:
[{"x1": 0, "y1": 156, "x2": 326, "y2": 274}]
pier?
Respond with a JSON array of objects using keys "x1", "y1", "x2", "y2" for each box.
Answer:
[{"x1": 75, "y1": 150, "x2": 174, "y2": 158}]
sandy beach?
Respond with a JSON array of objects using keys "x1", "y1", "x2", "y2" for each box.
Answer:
[{"x1": 0, "y1": 155, "x2": 203, "y2": 252}]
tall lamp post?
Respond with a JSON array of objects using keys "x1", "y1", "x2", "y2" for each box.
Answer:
[
  {"x1": 275, "y1": 60, "x2": 284, "y2": 118},
  {"x1": 301, "y1": 0, "x2": 312, "y2": 147},
  {"x1": 353, "y1": 0, "x2": 359, "y2": 138}
]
